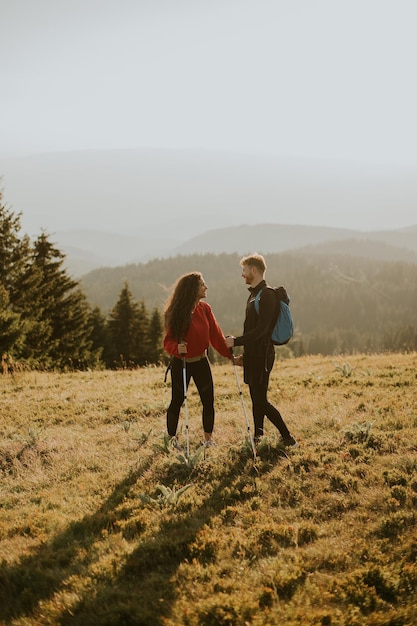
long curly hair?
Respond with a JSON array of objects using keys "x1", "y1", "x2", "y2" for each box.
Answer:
[{"x1": 164, "y1": 272, "x2": 202, "y2": 341}]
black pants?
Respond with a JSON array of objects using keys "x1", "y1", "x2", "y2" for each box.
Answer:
[
  {"x1": 248, "y1": 370, "x2": 291, "y2": 440},
  {"x1": 167, "y1": 356, "x2": 215, "y2": 437}
]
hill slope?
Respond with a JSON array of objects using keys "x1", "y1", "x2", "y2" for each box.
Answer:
[
  {"x1": 170, "y1": 223, "x2": 417, "y2": 259},
  {"x1": 1, "y1": 148, "x2": 417, "y2": 271},
  {"x1": 1, "y1": 354, "x2": 416, "y2": 624},
  {"x1": 80, "y1": 250, "x2": 417, "y2": 355},
  {"x1": 63, "y1": 223, "x2": 417, "y2": 276}
]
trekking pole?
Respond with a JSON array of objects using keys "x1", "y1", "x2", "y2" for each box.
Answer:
[
  {"x1": 182, "y1": 356, "x2": 190, "y2": 461},
  {"x1": 230, "y1": 349, "x2": 257, "y2": 460}
]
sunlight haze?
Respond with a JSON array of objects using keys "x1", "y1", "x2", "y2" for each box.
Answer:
[
  {"x1": 1, "y1": 0, "x2": 417, "y2": 248},
  {"x1": 2, "y1": 0, "x2": 416, "y2": 165}
]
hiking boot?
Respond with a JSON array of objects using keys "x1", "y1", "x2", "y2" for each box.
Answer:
[
  {"x1": 170, "y1": 437, "x2": 184, "y2": 452},
  {"x1": 203, "y1": 438, "x2": 217, "y2": 448},
  {"x1": 282, "y1": 435, "x2": 298, "y2": 448}
]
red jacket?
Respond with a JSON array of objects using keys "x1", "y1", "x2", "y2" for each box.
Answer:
[{"x1": 164, "y1": 301, "x2": 231, "y2": 360}]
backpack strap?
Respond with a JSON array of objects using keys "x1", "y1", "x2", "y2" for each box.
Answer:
[
  {"x1": 253, "y1": 287, "x2": 279, "y2": 333},
  {"x1": 254, "y1": 286, "x2": 293, "y2": 346},
  {"x1": 254, "y1": 286, "x2": 284, "y2": 313},
  {"x1": 253, "y1": 289, "x2": 263, "y2": 314}
]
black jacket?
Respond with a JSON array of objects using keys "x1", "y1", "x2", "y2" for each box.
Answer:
[{"x1": 233, "y1": 280, "x2": 279, "y2": 386}]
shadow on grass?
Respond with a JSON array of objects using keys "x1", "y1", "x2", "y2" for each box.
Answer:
[
  {"x1": 0, "y1": 457, "x2": 155, "y2": 623},
  {"x1": 0, "y1": 444, "x2": 262, "y2": 625},
  {"x1": 56, "y1": 449, "x2": 260, "y2": 625}
]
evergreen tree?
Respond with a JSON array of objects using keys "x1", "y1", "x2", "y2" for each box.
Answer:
[
  {"x1": 0, "y1": 190, "x2": 30, "y2": 356},
  {"x1": 106, "y1": 282, "x2": 147, "y2": 368},
  {"x1": 135, "y1": 300, "x2": 150, "y2": 366},
  {"x1": 88, "y1": 306, "x2": 108, "y2": 367},
  {"x1": 0, "y1": 285, "x2": 22, "y2": 355},
  {"x1": 0, "y1": 190, "x2": 30, "y2": 297},
  {"x1": 14, "y1": 232, "x2": 95, "y2": 369},
  {"x1": 13, "y1": 248, "x2": 54, "y2": 365},
  {"x1": 147, "y1": 307, "x2": 164, "y2": 364}
]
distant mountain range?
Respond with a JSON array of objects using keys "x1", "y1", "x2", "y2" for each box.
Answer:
[
  {"x1": 169, "y1": 222, "x2": 417, "y2": 258},
  {"x1": 56, "y1": 222, "x2": 417, "y2": 278},
  {"x1": 50, "y1": 229, "x2": 179, "y2": 275},
  {"x1": 1, "y1": 148, "x2": 416, "y2": 274},
  {"x1": 61, "y1": 223, "x2": 417, "y2": 275}
]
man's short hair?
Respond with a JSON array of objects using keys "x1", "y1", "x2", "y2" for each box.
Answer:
[{"x1": 240, "y1": 253, "x2": 267, "y2": 272}]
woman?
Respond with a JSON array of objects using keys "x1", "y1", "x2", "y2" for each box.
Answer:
[{"x1": 163, "y1": 271, "x2": 231, "y2": 448}]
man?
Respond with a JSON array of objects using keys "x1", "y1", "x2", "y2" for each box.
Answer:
[{"x1": 225, "y1": 253, "x2": 297, "y2": 446}]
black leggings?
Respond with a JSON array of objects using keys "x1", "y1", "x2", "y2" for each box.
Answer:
[
  {"x1": 249, "y1": 371, "x2": 291, "y2": 440},
  {"x1": 167, "y1": 356, "x2": 215, "y2": 437}
]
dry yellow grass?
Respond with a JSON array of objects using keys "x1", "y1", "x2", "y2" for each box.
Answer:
[{"x1": 0, "y1": 352, "x2": 416, "y2": 625}]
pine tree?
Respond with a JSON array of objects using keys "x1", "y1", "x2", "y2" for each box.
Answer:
[
  {"x1": 0, "y1": 190, "x2": 31, "y2": 297},
  {"x1": 135, "y1": 300, "x2": 150, "y2": 366},
  {"x1": 88, "y1": 306, "x2": 108, "y2": 367},
  {"x1": 0, "y1": 190, "x2": 30, "y2": 357},
  {"x1": 14, "y1": 232, "x2": 95, "y2": 369},
  {"x1": 147, "y1": 307, "x2": 164, "y2": 364},
  {"x1": 0, "y1": 285, "x2": 22, "y2": 355},
  {"x1": 106, "y1": 282, "x2": 150, "y2": 368}
]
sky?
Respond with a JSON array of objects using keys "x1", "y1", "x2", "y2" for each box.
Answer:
[{"x1": 2, "y1": 0, "x2": 417, "y2": 168}]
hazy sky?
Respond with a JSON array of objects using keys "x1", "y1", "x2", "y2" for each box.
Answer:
[{"x1": 2, "y1": 0, "x2": 417, "y2": 168}]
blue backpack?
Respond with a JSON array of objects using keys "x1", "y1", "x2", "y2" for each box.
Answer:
[{"x1": 254, "y1": 287, "x2": 294, "y2": 345}]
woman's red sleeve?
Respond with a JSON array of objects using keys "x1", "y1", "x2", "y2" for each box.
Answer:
[
  {"x1": 163, "y1": 330, "x2": 179, "y2": 357},
  {"x1": 205, "y1": 304, "x2": 232, "y2": 360}
]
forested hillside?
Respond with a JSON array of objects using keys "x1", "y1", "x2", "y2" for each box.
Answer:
[
  {"x1": 58, "y1": 223, "x2": 417, "y2": 276},
  {"x1": 2, "y1": 181, "x2": 416, "y2": 366},
  {"x1": 0, "y1": 192, "x2": 163, "y2": 370},
  {"x1": 81, "y1": 251, "x2": 417, "y2": 355}
]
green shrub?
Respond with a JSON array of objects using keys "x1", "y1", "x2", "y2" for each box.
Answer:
[
  {"x1": 375, "y1": 511, "x2": 415, "y2": 539},
  {"x1": 297, "y1": 523, "x2": 319, "y2": 546},
  {"x1": 270, "y1": 565, "x2": 307, "y2": 601}
]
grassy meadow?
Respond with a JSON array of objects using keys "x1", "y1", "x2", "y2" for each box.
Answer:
[{"x1": 1, "y1": 352, "x2": 417, "y2": 625}]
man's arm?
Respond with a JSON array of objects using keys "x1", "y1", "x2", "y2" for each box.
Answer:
[{"x1": 227, "y1": 288, "x2": 277, "y2": 348}]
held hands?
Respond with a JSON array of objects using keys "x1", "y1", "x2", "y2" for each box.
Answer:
[
  {"x1": 177, "y1": 341, "x2": 187, "y2": 355},
  {"x1": 226, "y1": 336, "x2": 242, "y2": 366},
  {"x1": 225, "y1": 335, "x2": 235, "y2": 349}
]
